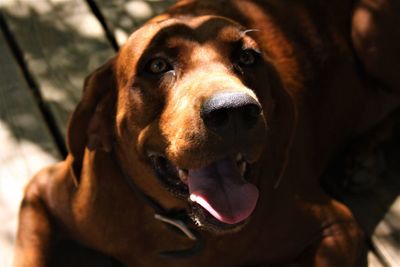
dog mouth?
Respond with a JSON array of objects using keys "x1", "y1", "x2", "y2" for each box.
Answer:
[{"x1": 147, "y1": 152, "x2": 259, "y2": 231}]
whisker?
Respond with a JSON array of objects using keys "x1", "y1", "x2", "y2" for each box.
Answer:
[{"x1": 240, "y1": 29, "x2": 261, "y2": 37}]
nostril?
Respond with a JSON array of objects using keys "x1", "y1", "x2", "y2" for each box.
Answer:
[
  {"x1": 242, "y1": 104, "x2": 262, "y2": 129},
  {"x1": 203, "y1": 109, "x2": 230, "y2": 129}
]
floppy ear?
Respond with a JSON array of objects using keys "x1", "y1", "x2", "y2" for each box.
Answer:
[{"x1": 66, "y1": 57, "x2": 117, "y2": 184}]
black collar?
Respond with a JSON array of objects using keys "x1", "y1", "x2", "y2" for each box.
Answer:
[{"x1": 115, "y1": 153, "x2": 204, "y2": 258}]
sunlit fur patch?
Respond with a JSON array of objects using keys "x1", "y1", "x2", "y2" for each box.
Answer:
[{"x1": 159, "y1": 69, "x2": 263, "y2": 169}]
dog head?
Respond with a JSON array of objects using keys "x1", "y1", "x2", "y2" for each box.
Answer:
[{"x1": 67, "y1": 15, "x2": 295, "y2": 234}]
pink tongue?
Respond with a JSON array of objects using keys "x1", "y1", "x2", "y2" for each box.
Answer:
[{"x1": 188, "y1": 158, "x2": 259, "y2": 224}]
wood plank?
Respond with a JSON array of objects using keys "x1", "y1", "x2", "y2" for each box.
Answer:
[
  {"x1": 368, "y1": 251, "x2": 385, "y2": 267},
  {"x1": 370, "y1": 142, "x2": 400, "y2": 267},
  {"x1": 0, "y1": 30, "x2": 60, "y2": 267},
  {"x1": 372, "y1": 195, "x2": 400, "y2": 267},
  {"x1": 0, "y1": 0, "x2": 115, "y2": 139},
  {"x1": 93, "y1": 0, "x2": 176, "y2": 46}
]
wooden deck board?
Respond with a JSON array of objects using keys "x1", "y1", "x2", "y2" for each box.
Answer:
[
  {"x1": 1, "y1": 0, "x2": 115, "y2": 139},
  {"x1": 0, "y1": 30, "x2": 60, "y2": 267},
  {"x1": 93, "y1": 0, "x2": 175, "y2": 46},
  {"x1": 368, "y1": 251, "x2": 385, "y2": 267},
  {"x1": 372, "y1": 195, "x2": 400, "y2": 267},
  {"x1": 366, "y1": 145, "x2": 400, "y2": 267}
]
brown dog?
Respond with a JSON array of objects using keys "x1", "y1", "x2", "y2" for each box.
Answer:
[{"x1": 13, "y1": 0, "x2": 400, "y2": 266}]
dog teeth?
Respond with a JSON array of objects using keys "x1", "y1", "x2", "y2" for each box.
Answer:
[
  {"x1": 236, "y1": 153, "x2": 243, "y2": 162},
  {"x1": 178, "y1": 169, "x2": 188, "y2": 183}
]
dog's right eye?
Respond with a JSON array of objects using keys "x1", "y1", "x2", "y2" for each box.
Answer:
[
  {"x1": 237, "y1": 49, "x2": 259, "y2": 67},
  {"x1": 145, "y1": 58, "x2": 172, "y2": 74}
]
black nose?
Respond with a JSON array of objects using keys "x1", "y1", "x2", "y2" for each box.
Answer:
[{"x1": 200, "y1": 92, "x2": 262, "y2": 136}]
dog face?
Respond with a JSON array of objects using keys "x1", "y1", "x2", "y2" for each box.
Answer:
[
  {"x1": 71, "y1": 15, "x2": 284, "y2": 233},
  {"x1": 116, "y1": 15, "x2": 275, "y2": 232}
]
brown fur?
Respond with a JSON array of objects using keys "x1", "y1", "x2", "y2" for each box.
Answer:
[{"x1": 13, "y1": 0, "x2": 400, "y2": 266}]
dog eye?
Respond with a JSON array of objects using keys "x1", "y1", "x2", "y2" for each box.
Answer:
[
  {"x1": 145, "y1": 58, "x2": 172, "y2": 74},
  {"x1": 238, "y1": 50, "x2": 258, "y2": 66}
]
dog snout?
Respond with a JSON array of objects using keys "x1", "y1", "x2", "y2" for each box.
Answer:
[{"x1": 200, "y1": 92, "x2": 262, "y2": 136}]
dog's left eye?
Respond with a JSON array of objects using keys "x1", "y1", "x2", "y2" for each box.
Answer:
[
  {"x1": 145, "y1": 58, "x2": 172, "y2": 74},
  {"x1": 238, "y1": 49, "x2": 258, "y2": 66}
]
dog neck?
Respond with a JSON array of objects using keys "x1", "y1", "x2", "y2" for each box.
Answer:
[{"x1": 111, "y1": 149, "x2": 205, "y2": 258}]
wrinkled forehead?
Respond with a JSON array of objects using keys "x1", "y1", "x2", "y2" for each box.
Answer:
[
  {"x1": 122, "y1": 15, "x2": 246, "y2": 57},
  {"x1": 148, "y1": 16, "x2": 244, "y2": 43},
  {"x1": 151, "y1": 15, "x2": 245, "y2": 43}
]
